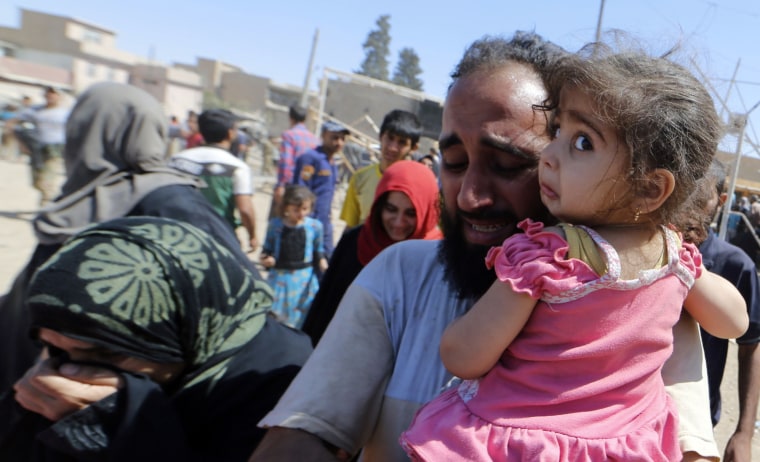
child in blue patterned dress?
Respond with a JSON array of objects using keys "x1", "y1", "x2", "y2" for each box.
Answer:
[{"x1": 261, "y1": 184, "x2": 328, "y2": 327}]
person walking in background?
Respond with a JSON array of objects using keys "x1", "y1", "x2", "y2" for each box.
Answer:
[
  {"x1": 260, "y1": 184, "x2": 327, "y2": 328},
  {"x1": 21, "y1": 86, "x2": 70, "y2": 205},
  {"x1": 166, "y1": 115, "x2": 184, "y2": 156},
  {"x1": 678, "y1": 159, "x2": 760, "y2": 462},
  {"x1": 294, "y1": 121, "x2": 349, "y2": 258},
  {"x1": 260, "y1": 135, "x2": 278, "y2": 176},
  {"x1": 401, "y1": 47, "x2": 746, "y2": 461},
  {"x1": 183, "y1": 110, "x2": 204, "y2": 149},
  {"x1": 340, "y1": 110, "x2": 422, "y2": 228},
  {"x1": 271, "y1": 105, "x2": 319, "y2": 218},
  {"x1": 302, "y1": 160, "x2": 441, "y2": 346},
  {"x1": 417, "y1": 153, "x2": 439, "y2": 177},
  {"x1": 169, "y1": 109, "x2": 259, "y2": 252},
  {"x1": 0, "y1": 217, "x2": 312, "y2": 461}
]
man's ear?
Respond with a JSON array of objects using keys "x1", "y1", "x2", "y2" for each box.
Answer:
[
  {"x1": 638, "y1": 168, "x2": 675, "y2": 214},
  {"x1": 718, "y1": 192, "x2": 728, "y2": 206}
]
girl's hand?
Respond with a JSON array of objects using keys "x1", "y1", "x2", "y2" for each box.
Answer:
[
  {"x1": 260, "y1": 255, "x2": 275, "y2": 269},
  {"x1": 318, "y1": 258, "x2": 328, "y2": 273},
  {"x1": 14, "y1": 359, "x2": 122, "y2": 421}
]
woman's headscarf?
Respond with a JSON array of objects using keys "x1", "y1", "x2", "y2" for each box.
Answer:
[
  {"x1": 27, "y1": 216, "x2": 272, "y2": 392},
  {"x1": 33, "y1": 82, "x2": 199, "y2": 245},
  {"x1": 356, "y1": 160, "x2": 442, "y2": 265}
]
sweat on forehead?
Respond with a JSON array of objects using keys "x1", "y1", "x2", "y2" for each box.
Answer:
[{"x1": 441, "y1": 65, "x2": 549, "y2": 152}]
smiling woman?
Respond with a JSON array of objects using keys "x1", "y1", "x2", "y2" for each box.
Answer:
[
  {"x1": 301, "y1": 160, "x2": 442, "y2": 345},
  {"x1": 0, "y1": 216, "x2": 312, "y2": 462}
]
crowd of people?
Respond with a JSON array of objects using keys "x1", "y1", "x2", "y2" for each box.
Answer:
[{"x1": 0, "y1": 29, "x2": 758, "y2": 462}]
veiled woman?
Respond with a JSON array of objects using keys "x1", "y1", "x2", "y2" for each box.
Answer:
[
  {"x1": 0, "y1": 217, "x2": 311, "y2": 461},
  {"x1": 0, "y1": 82, "x2": 261, "y2": 397}
]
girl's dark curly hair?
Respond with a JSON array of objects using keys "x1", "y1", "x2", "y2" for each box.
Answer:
[{"x1": 541, "y1": 44, "x2": 723, "y2": 227}]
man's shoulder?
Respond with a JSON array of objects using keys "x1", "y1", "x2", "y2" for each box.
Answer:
[
  {"x1": 354, "y1": 163, "x2": 379, "y2": 176},
  {"x1": 297, "y1": 147, "x2": 324, "y2": 163},
  {"x1": 173, "y1": 146, "x2": 248, "y2": 168},
  {"x1": 701, "y1": 233, "x2": 756, "y2": 270},
  {"x1": 283, "y1": 124, "x2": 316, "y2": 139},
  {"x1": 362, "y1": 240, "x2": 442, "y2": 277},
  {"x1": 353, "y1": 164, "x2": 380, "y2": 182},
  {"x1": 170, "y1": 147, "x2": 250, "y2": 180}
]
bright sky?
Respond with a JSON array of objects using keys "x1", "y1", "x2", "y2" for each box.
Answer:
[{"x1": 2, "y1": 0, "x2": 760, "y2": 154}]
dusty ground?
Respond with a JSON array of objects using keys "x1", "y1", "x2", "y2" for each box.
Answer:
[{"x1": 0, "y1": 155, "x2": 757, "y2": 459}]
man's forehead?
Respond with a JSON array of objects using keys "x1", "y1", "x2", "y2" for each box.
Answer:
[
  {"x1": 443, "y1": 67, "x2": 546, "y2": 122},
  {"x1": 440, "y1": 84, "x2": 549, "y2": 154}
]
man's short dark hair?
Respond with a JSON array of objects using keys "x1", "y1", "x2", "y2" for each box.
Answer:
[
  {"x1": 449, "y1": 31, "x2": 567, "y2": 90},
  {"x1": 198, "y1": 109, "x2": 237, "y2": 143},
  {"x1": 379, "y1": 109, "x2": 422, "y2": 144},
  {"x1": 289, "y1": 105, "x2": 308, "y2": 123}
]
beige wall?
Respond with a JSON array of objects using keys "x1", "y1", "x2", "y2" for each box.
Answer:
[
  {"x1": 131, "y1": 64, "x2": 203, "y2": 119},
  {"x1": 219, "y1": 72, "x2": 269, "y2": 112},
  {"x1": 73, "y1": 58, "x2": 130, "y2": 94},
  {"x1": 65, "y1": 21, "x2": 116, "y2": 49},
  {"x1": 165, "y1": 84, "x2": 203, "y2": 119}
]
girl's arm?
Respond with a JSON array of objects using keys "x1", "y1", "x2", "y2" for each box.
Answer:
[
  {"x1": 440, "y1": 280, "x2": 536, "y2": 379},
  {"x1": 684, "y1": 268, "x2": 748, "y2": 339},
  {"x1": 318, "y1": 257, "x2": 328, "y2": 273},
  {"x1": 260, "y1": 254, "x2": 275, "y2": 269}
]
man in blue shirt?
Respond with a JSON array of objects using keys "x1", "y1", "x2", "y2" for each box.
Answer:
[
  {"x1": 294, "y1": 121, "x2": 349, "y2": 257},
  {"x1": 681, "y1": 158, "x2": 760, "y2": 462}
]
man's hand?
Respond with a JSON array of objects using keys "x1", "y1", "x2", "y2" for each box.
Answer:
[
  {"x1": 681, "y1": 451, "x2": 717, "y2": 462},
  {"x1": 14, "y1": 359, "x2": 122, "y2": 421},
  {"x1": 722, "y1": 430, "x2": 753, "y2": 462}
]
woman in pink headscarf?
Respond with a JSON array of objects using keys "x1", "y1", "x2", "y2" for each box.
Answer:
[{"x1": 301, "y1": 160, "x2": 441, "y2": 345}]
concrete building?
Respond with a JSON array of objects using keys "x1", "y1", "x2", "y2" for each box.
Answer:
[
  {"x1": 0, "y1": 8, "x2": 203, "y2": 115},
  {"x1": 0, "y1": 8, "x2": 455, "y2": 158},
  {"x1": 130, "y1": 64, "x2": 203, "y2": 119},
  {"x1": 0, "y1": 54, "x2": 71, "y2": 103}
]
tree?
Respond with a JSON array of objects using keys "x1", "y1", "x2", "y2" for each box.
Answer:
[
  {"x1": 392, "y1": 47, "x2": 423, "y2": 91},
  {"x1": 357, "y1": 15, "x2": 391, "y2": 81}
]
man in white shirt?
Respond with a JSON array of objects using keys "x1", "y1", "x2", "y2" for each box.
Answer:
[{"x1": 170, "y1": 109, "x2": 258, "y2": 251}]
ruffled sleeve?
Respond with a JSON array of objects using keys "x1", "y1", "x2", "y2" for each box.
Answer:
[
  {"x1": 676, "y1": 240, "x2": 703, "y2": 286},
  {"x1": 485, "y1": 219, "x2": 600, "y2": 299}
]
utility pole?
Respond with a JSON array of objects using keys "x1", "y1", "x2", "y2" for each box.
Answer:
[
  {"x1": 719, "y1": 99, "x2": 760, "y2": 240},
  {"x1": 595, "y1": 0, "x2": 606, "y2": 42},
  {"x1": 300, "y1": 28, "x2": 319, "y2": 109},
  {"x1": 719, "y1": 59, "x2": 741, "y2": 120}
]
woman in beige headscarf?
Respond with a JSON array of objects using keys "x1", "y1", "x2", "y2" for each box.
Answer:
[{"x1": 0, "y1": 82, "x2": 263, "y2": 394}]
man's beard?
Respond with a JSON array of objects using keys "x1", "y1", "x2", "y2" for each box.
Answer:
[{"x1": 438, "y1": 205, "x2": 507, "y2": 300}]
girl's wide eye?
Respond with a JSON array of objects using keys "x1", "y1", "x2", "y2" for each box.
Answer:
[{"x1": 573, "y1": 135, "x2": 593, "y2": 151}]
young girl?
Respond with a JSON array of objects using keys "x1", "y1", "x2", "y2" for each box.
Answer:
[
  {"x1": 401, "y1": 50, "x2": 749, "y2": 460},
  {"x1": 261, "y1": 184, "x2": 328, "y2": 328}
]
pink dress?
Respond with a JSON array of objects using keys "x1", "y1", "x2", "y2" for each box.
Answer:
[{"x1": 401, "y1": 219, "x2": 701, "y2": 461}]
